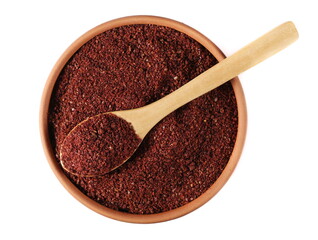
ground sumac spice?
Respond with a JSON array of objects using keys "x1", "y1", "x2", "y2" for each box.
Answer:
[
  {"x1": 49, "y1": 24, "x2": 238, "y2": 214},
  {"x1": 60, "y1": 113, "x2": 141, "y2": 176}
]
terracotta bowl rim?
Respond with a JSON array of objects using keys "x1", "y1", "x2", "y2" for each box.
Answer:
[{"x1": 39, "y1": 15, "x2": 247, "y2": 224}]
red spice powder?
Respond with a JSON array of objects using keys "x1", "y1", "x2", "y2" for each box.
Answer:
[
  {"x1": 49, "y1": 24, "x2": 238, "y2": 214},
  {"x1": 60, "y1": 113, "x2": 141, "y2": 176}
]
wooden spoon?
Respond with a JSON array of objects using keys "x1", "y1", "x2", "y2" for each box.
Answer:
[{"x1": 60, "y1": 21, "x2": 298, "y2": 177}]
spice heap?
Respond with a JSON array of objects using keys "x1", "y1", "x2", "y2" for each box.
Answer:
[
  {"x1": 60, "y1": 113, "x2": 142, "y2": 176},
  {"x1": 49, "y1": 24, "x2": 238, "y2": 214}
]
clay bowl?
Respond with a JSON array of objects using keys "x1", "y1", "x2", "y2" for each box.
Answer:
[{"x1": 40, "y1": 15, "x2": 247, "y2": 223}]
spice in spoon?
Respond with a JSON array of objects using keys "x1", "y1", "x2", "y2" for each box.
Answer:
[{"x1": 60, "y1": 113, "x2": 141, "y2": 176}]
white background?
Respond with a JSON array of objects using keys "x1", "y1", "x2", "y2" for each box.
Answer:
[{"x1": 0, "y1": 0, "x2": 317, "y2": 239}]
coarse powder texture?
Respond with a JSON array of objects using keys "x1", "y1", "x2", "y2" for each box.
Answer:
[
  {"x1": 60, "y1": 113, "x2": 141, "y2": 176},
  {"x1": 49, "y1": 24, "x2": 238, "y2": 214}
]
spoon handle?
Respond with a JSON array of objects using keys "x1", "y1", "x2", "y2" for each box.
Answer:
[
  {"x1": 115, "y1": 22, "x2": 298, "y2": 138},
  {"x1": 142, "y1": 22, "x2": 298, "y2": 127}
]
